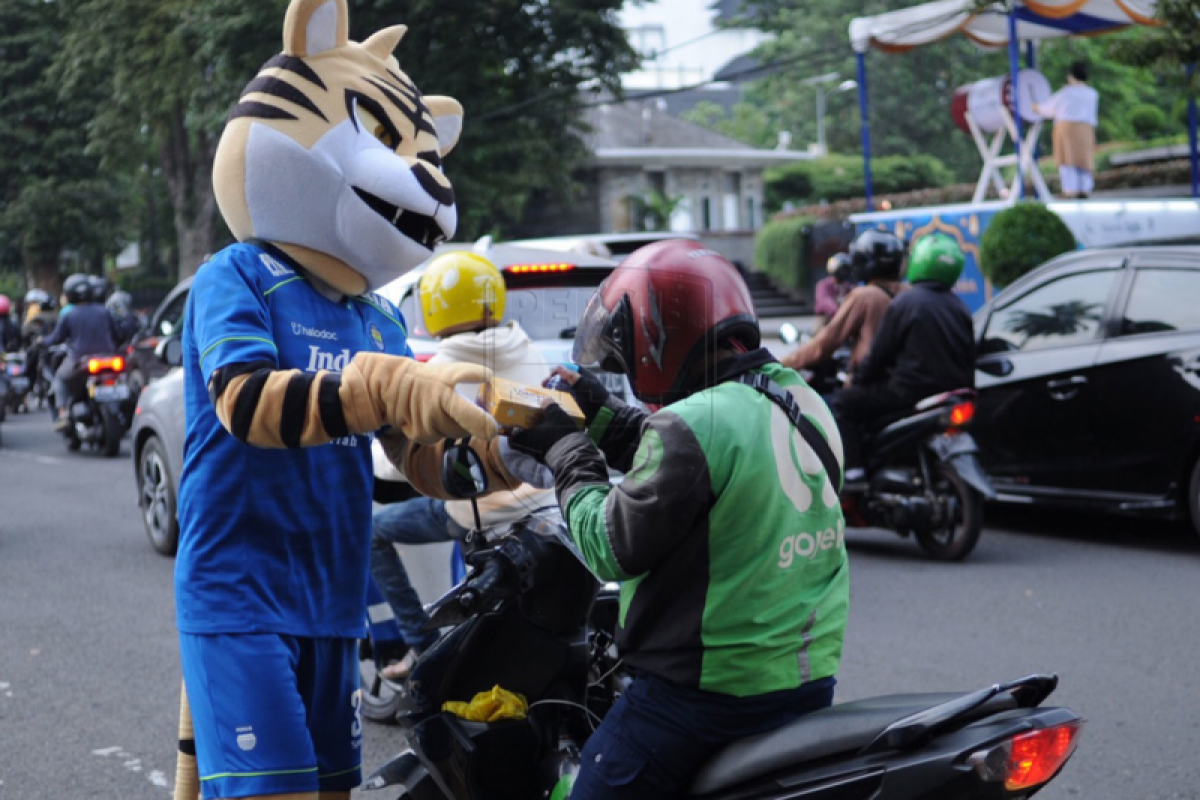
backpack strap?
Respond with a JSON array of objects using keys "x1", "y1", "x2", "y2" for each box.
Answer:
[{"x1": 737, "y1": 373, "x2": 843, "y2": 496}]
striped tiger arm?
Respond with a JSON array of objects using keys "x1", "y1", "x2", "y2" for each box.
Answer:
[
  {"x1": 207, "y1": 352, "x2": 498, "y2": 450},
  {"x1": 208, "y1": 360, "x2": 351, "y2": 448}
]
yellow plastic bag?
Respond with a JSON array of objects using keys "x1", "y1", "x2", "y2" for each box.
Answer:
[{"x1": 442, "y1": 685, "x2": 529, "y2": 722}]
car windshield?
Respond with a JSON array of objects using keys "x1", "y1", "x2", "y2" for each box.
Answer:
[{"x1": 400, "y1": 273, "x2": 607, "y2": 341}]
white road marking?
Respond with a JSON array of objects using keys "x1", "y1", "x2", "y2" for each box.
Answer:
[
  {"x1": 93, "y1": 745, "x2": 173, "y2": 794},
  {"x1": 0, "y1": 450, "x2": 66, "y2": 466}
]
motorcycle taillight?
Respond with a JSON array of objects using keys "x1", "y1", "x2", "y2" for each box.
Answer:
[{"x1": 969, "y1": 720, "x2": 1083, "y2": 792}]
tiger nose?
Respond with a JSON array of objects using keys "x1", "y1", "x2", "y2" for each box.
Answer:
[{"x1": 409, "y1": 161, "x2": 454, "y2": 208}]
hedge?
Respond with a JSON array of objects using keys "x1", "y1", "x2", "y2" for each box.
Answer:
[
  {"x1": 766, "y1": 154, "x2": 954, "y2": 211},
  {"x1": 979, "y1": 203, "x2": 1077, "y2": 289},
  {"x1": 754, "y1": 215, "x2": 813, "y2": 292}
]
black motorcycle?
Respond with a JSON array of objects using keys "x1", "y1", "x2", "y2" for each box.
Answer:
[
  {"x1": 778, "y1": 324, "x2": 993, "y2": 561},
  {"x1": 56, "y1": 349, "x2": 132, "y2": 457},
  {"x1": 844, "y1": 388, "x2": 995, "y2": 561},
  {"x1": 364, "y1": 449, "x2": 1080, "y2": 800}
]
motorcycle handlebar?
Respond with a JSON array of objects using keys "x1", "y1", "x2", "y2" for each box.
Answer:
[{"x1": 458, "y1": 557, "x2": 510, "y2": 612}]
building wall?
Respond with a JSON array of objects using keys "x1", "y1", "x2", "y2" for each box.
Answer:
[
  {"x1": 513, "y1": 163, "x2": 767, "y2": 266},
  {"x1": 596, "y1": 168, "x2": 761, "y2": 233},
  {"x1": 595, "y1": 166, "x2": 765, "y2": 265}
]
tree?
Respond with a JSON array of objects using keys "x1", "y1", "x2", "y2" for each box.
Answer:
[
  {"x1": 681, "y1": 100, "x2": 775, "y2": 147},
  {"x1": 0, "y1": 0, "x2": 127, "y2": 291},
  {"x1": 1108, "y1": 0, "x2": 1200, "y2": 90},
  {"x1": 724, "y1": 0, "x2": 1010, "y2": 182},
  {"x1": 52, "y1": 0, "x2": 638, "y2": 278}
]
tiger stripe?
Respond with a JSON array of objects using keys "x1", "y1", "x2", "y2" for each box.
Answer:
[
  {"x1": 262, "y1": 53, "x2": 327, "y2": 90},
  {"x1": 240, "y1": 75, "x2": 328, "y2": 122},
  {"x1": 211, "y1": 365, "x2": 348, "y2": 449}
]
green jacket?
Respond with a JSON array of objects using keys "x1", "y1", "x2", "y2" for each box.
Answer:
[{"x1": 544, "y1": 351, "x2": 849, "y2": 697}]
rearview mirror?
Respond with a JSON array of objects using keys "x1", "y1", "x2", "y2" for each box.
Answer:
[
  {"x1": 779, "y1": 322, "x2": 800, "y2": 345},
  {"x1": 154, "y1": 336, "x2": 182, "y2": 368},
  {"x1": 441, "y1": 441, "x2": 488, "y2": 499}
]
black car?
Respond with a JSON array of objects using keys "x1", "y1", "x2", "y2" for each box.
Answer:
[
  {"x1": 973, "y1": 246, "x2": 1200, "y2": 537},
  {"x1": 126, "y1": 277, "x2": 193, "y2": 392}
]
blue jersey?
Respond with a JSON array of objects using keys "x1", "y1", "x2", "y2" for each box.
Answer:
[{"x1": 176, "y1": 243, "x2": 411, "y2": 638}]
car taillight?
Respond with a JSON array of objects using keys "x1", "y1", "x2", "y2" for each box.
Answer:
[
  {"x1": 969, "y1": 720, "x2": 1082, "y2": 792},
  {"x1": 87, "y1": 356, "x2": 124, "y2": 374},
  {"x1": 949, "y1": 401, "x2": 974, "y2": 427},
  {"x1": 505, "y1": 263, "x2": 576, "y2": 274}
]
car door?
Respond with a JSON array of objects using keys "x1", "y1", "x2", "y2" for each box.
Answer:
[
  {"x1": 973, "y1": 258, "x2": 1126, "y2": 491},
  {"x1": 1085, "y1": 253, "x2": 1200, "y2": 497}
]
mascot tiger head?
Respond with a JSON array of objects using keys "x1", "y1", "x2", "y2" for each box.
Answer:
[{"x1": 213, "y1": 0, "x2": 462, "y2": 295}]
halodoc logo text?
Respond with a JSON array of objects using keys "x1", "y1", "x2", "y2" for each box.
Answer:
[
  {"x1": 292, "y1": 321, "x2": 338, "y2": 340},
  {"x1": 306, "y1": 347, "x2": 351, "y2": 373}
]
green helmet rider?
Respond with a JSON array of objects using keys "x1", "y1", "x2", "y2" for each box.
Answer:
[{"x1": 907, "y1": 234, "x2": 964, "y2": 288}]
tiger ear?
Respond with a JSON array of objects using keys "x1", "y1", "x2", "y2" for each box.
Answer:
[
  {"x1": 283, "y1": 0, "x2": 349, "y2": 58},
  {"x1": 362, "y1": 25, "x2": 407, "y2": 60},
  {"x1": 426, "y1": 96, "x2": 464, "y2": 157}
]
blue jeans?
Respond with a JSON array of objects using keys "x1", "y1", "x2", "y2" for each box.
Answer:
[
  {"x1": 571, "y1": 673, "x2": 835, "y2": 799},
  {"x1": 369, "y1": 497, "x2": 467, "y2": 652}
]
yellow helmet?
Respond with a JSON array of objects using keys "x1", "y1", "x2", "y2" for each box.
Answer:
[{"x1": 418, "y1": 252, "x2": 507, "y2": 337}]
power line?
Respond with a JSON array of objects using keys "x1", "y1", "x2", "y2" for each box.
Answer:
[{"x1": 474, "y1": 47, "x2": 847, "y2": 124}]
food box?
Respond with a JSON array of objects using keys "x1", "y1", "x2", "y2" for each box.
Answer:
[{"x1": 477, "y1": 376, "x2": 585, "y2": 431}]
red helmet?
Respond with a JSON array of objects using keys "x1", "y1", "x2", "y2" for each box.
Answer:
[
  {"x1": 573, "y1": 239, "x2": 760, "y2": 404},
  {"x1": 0, "y1": 295, "x2": 10, "y2": 315}
]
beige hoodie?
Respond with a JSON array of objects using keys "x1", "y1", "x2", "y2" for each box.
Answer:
[{"x1": 373, "y1": 321, "x2": 557, "y2": 529}]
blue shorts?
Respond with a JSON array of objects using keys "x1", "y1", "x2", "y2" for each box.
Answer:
[{"x1": 179, "y1": 633, "x2": 362, "y2": 799}]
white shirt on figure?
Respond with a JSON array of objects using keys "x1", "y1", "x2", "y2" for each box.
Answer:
[{"x1": 1038, "y1": 84, "x2": 1099, "y2": 126}]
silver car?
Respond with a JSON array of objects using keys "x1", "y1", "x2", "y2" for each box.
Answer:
[{"x1": 131, "y1": 242, "x2": 627, "y2": 556}]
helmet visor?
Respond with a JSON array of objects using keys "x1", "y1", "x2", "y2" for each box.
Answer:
[{"x1": 571, "y1": 290, "x2": 614, "y2": 369}]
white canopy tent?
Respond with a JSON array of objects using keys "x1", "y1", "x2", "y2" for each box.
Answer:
[
  {"x1": 845, "y1": 0, "x2": 1198, "y2": 206},
  {"x1": 850, "y1": 0, "x2": 1158, "y2": 53}
]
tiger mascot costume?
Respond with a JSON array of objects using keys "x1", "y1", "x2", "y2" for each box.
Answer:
[{"x1": 172, "y1": 1, "x2": 533, "y2": 797}]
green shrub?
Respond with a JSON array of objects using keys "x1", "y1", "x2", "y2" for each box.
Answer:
[
  {"x1": 766, "y1": 154, "x2": 954, "y2": 210},
  {"x1": 1129, "y1": 104, "x2": 1168, "y2": 140},
  {"x1": 980, "y1": 203, "x2": 1077, "y2": 288},
  {"x1": 0, "y1": 272, "x2": 26, "y2": 300},
  {"x1": 754, "y1": 216, "x2": 813, "y2": 291}
]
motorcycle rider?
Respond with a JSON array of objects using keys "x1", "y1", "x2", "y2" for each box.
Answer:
[
  {"x1": 830, "y1": 233, "x2": 975, "y2": 485},
  {"x1": 369, "y1": 252, "x2": 555, "y2": 680},
  {"x1": 781, "y1": 229, "x2": 905, "y2": 382},
  {"x1": 21, "y1": 288, "x2": 58, "y2": 340},
  {"x1": 105, "y1": 290, "x2": 141, "y2": 348},
  {"x1": 813, "y1": 252, "x2": 855, "y2": 327},
  {"x1": 42, "y1": 274, "x2": 119, "y2": 431},
  {"x1": 510, "y1": 239, "x2": 849, "y2": 800},
  {"x1": 0, "y1": 295, "x2": 20, "y2": 352}
]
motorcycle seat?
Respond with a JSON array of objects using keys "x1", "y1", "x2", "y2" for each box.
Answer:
[{"x1": 689, "y1": 691, "x2": 1002, "y2": 796}]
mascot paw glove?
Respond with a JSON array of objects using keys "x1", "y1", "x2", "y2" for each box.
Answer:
[{"x1": 341, "y1": 353, "x2": 499, "y2": 444}]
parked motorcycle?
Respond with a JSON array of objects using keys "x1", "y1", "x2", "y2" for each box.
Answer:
[
  {"x1": 4, "y1": 351, "x2": 32, "y2": 414},
  {"x1": 363, "y1": 449, "x2": 1079, "y2": 800},
  {"x1": 56, "y1": 350, "x2": 132, "y2": 457}
]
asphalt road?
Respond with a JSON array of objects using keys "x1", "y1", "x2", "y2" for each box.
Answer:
[{"x1": 2, "y1": 409, "x2": 1199, "y2": 799}]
